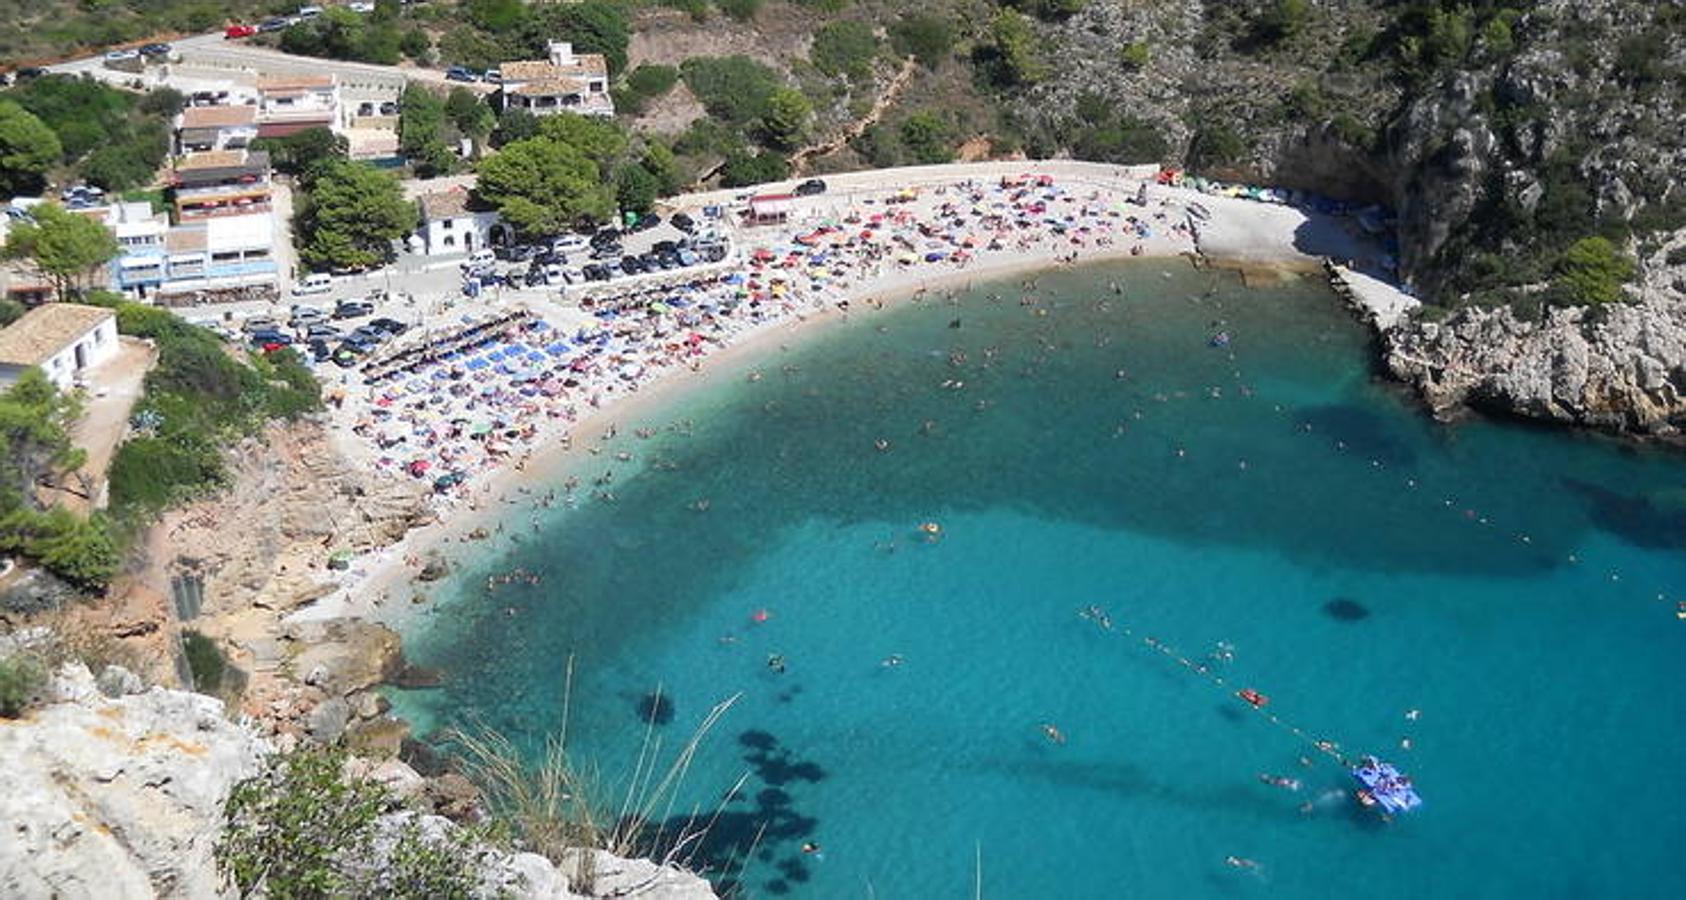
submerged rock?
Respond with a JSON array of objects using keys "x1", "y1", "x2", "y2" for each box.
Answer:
[{"x1": 1323, "y1": 597, "x2": 1371, "y2": 622}]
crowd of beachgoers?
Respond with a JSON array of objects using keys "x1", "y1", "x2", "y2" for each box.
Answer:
[{"x1": 327, "y1": 171, "x2": 1203, "y2": 504}]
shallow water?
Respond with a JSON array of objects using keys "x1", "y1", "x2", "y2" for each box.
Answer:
[{"x1": 393, "y1": 261, "x2": 1686, "y2": 899}]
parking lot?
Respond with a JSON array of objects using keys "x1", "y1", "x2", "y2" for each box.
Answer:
[{"x1": 170, "y1": 203, "x2": 737, "y2": 376}]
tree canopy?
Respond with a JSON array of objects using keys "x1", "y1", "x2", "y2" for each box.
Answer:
[
  {"x1": 3, "y1": 203, "x2": 119, "y2": 299},
  {"x1": 1555, "y1": 236, "x2": 1634, "y2": 305},
  {"x1": 475, "y1": 138, "x2": 612, "y2": 237},
  {"x1": 0, "y1": 101, "x2": 60, "y2": 199},
  {"x1": 0, "y1": 369, "x2": 116, "y2": 590},
  {"x1": 295, "y1": 161, "x2": 416, "y2": 271}
]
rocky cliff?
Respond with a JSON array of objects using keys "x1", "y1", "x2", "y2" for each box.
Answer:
[
  {"x1": 1382, "y1": 245, "x2": 1686, "y2": 435},
  {"x1": 0, "y1": 662, "x2": 717, "y2": 900}
]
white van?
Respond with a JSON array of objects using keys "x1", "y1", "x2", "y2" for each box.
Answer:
[
  {"x1": 292, "y1": 273, "x2": 333, "y2": 295},
  {"x1": 460, "y1": 249, "x2": 496, "y2": 270}
]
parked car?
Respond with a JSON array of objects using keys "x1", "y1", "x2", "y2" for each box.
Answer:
[
  {"x1": 794, "y1": 178, "x2": 827, "y2": 196},
  {"x1": 460, "y1": 248, "x2": 496, "y2": 270},
  {"x1": 139, "y1": 43, "x2": 171, "y2": 58},
  {"x1": 628, "y1": 213, "x2": 661, "y2": 232},
  {"x1": 670, "y1": 212, "x2": 695, "y2": 233},
  {"x1": 225, "y1": 24, "x2": 257, "y2": 39},
  {"x1": 332, "y1": 300, "x2": 374, "y2": 319},
  {"x1": 307, "y1": 338, "x2": 332, "y2": 362},
  {"x1": 369, "y1": 318, "x2": 410, "y2": 336},
  {"x1": 297, "y1": 5, "x2": 324, "y2": 18},
  {"x1": 248, "y1": 329, "x2": 292, "y2": 346},
  {"x1": 444, "y1": 65, "x2": 479, "y2": 83},
  {"x1": 293, "y1": 273, "x2": 332, "y2": 295},
  {"x1": 522, "y1": 266, "x2": 548, "y2": 288},
  {"x1": 378, "y1": 100, "x2": 399, "y2": 115},
  {"x1": 590, "y1": 227, "x2": 621, "y2": 247},
  {"x1": 305, "y1": 323, "x2": 342, "y2": 340},
  {"x1": 14, "y1": 66, "x2": 45, "y2": 80},
  {"x1": 581, "y1": 264, "x2": 610, "y2": 282},
  {"x1": 104, "y1": 48, "x2": 140, "y2": 62},
  {"x1": 258, "y1": 17, "x2": 290, "y2": 32},
  {"x1": 551, "y1": 234, "x2": 588, "y2": 254},
  {"x1": 483, "y1": 68, "x2": 502, "y2": 84},
  {"x1": 347, "y1": 1, "x2": 376, "y2": 11}
]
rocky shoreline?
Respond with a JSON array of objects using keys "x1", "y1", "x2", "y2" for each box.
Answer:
[{"x1": 1375, "y1": 247, "x2": 1686, "y2": 440}]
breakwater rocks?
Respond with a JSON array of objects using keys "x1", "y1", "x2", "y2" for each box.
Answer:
[
  {"x1": 0, "y1": 662, "x2": 716, "y2": 899},
  {"x1": 1381, "y1": 292, "x2": 1686, "y2": 437}
]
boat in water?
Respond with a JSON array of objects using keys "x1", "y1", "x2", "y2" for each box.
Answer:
[{"x1": 1351, "y1": 756, "x2": 1423, "y2": 815}]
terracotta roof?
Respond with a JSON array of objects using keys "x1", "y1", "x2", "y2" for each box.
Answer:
[
  {"x1": 180, "y1": 105, "x2": 257, "y2": 128},
  {"x1": 499, "y1": 60, "x2": 557, "y2": 82},
  {"x1": 0, "y1": 303, "x2": 114, "y2": 367},
  {"x1": 417, "y1": 190, "x2": 472, "y2": 220},
  {"x1": 508, "y1": 76, "x2": 586, "y2": 97},
  {"x1": 501, "y1": 53, "x2": 607, "y2": 83},
  {"x1": 177, "y1": 150, "x2": 245, "y2": 171},
  {"x1": 256, "y1": 74, "x2": 335, "y2": 92}
]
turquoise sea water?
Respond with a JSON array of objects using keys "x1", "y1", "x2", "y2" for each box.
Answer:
[{"x1": 393, "y1": 261, "x2": 1686, "y2": 899}]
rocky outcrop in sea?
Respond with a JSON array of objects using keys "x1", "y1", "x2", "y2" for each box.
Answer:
[
  {"x1": 0, "y1": 662, "x2": 716, "y2": 900},
  {"x1": 1382, "y1": 287, "x2": 1686, "y2": 437}
]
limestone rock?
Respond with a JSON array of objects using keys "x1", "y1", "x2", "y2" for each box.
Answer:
[
  {"x1": 96, "y1": 664, "x2": 146, "y2": 698},
  {"x1": 1384, "y1": 285, "x2": 1686, "y2": 436},
  {"x1": 283, "y1": 617, "x2": 404, "y2": 696},
  {"x1": 0, "y1": 663, "x2": 268, "y2": 899}
]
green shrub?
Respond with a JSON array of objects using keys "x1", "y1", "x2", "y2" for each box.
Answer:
[
  {"x1": 1187, "y1": 123, "x2": 1246, "y2": 170},
  {"x1": 890, "y1": 15, "x2": 955, "y2": 69},
  {"x1": 219, "y1": 746, "x2": 489, "y2": 898},
  {"x1": 717, "y1": 0, "x2": 762, "y2": 21},
  {"x1": 625, "y1": 64, "x2": 679, "y2": 98},
  {"x1": 679, "y1": 56, "x2": 783, "y2": 126},
  {"x1": 811, "y1": 20, "x2": 879, "y2": 80},
  {"x1": 181, "y1": 630, "x2": 225, "y2": 693},
  {"x1": 1120, "y1": 41, "x2": 1151, "y2": 70},
  {"x1": 108, "y1": 436, "x2": 224, "y2": 515},
  {"x1": 0, "y1": 653, "x2": 46, "y2": 718},
  {"x1": 899, "y1": 111, "x2": 956, "y2": 164},
  {"x1": 1554, "y1": 236, "x2": 1634, "y2": 305},
  {"x1": 0, "y1": 507, "x2": 119, "y2": 591},
  {"x1": 720, "y1": 150, "x2": 789, "y2": 187}
]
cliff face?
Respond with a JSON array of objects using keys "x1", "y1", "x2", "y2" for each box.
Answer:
[
  {"x1": 1386, "y1": 0, "x2": 1685, "y2": 300},
  {"x1": 0, "y1": 663, "x2": 717, "y2": 900},
  {"x1": 1382, "y1": 247, "x2": 1686, "y2": 435}
]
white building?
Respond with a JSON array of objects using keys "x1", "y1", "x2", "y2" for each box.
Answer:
[
  {"x1": 0, "y1": 303, "x2": 120, "y2": 391},
  {"x1": 497, "y1": 42, "x2": 613, "y2": 118},
  {"x1": 157, "y1": 213, "x2": 280, "y2": 299},
  {"x1": 175, "y1": 104, "x2": 259, "y2": 154},
  {"x1": 413, "y1": 188, "x2": 502, "y2": 255},
  {"x1": 255, "y1": 74, "x2": 342, "y2": 138}
]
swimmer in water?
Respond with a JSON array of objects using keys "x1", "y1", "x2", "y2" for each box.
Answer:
[
  {"x1": 1040, "y1": 723, "x2": 1067, "y2": 744},
  {"x1": 880, "y1": 654, "x2": 904, "y2": 667},
  {"x1": 1225, "y1": 856, "x2": 1259, "y2": 870},
  {"x1": 767, "y1": 654, "x2": 787, "y2": 674},
  {"x1": 1405, "y1": 708, "x2": 1421, "y2": 721}
]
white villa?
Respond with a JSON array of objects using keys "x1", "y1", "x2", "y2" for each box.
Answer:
[
  {"x1": 412, "y1": 188, "x2": 501, "y2": 256},
  {"x1": 497, "y1": 42, "x2": 613, "y2": 118},
  {"x1": 0, "y1": 303, "x2": 119, "y2": 391},
  {"x1": 255, "y1": 74, "x2": 342, "y2": 138}
]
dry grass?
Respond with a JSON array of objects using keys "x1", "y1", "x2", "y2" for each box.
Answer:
[{"x1": 444, "y1": 656, "x2": 748, "y2": 892}]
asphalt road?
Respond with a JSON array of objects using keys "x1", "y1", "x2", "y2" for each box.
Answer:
[{"x1": 45, "y1": 30, "x2": 491, "y2": 99}]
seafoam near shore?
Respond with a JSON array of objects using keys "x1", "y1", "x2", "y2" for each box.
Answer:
[{"x1": 296, "y1": 160, "x2": 1411, "y2": 625}]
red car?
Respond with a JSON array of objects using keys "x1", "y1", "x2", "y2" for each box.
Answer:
[{"x1": 224, "y1": 24, "x2": 257, "y2": 39}]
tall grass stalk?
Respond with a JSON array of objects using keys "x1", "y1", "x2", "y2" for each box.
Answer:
[{"x1": 445, "y1": 657, "x2": 753, "y2": 890}]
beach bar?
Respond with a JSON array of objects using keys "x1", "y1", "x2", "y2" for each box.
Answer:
[{"x1": 746, "y1": 194, "x2": 795, "y2": 226}]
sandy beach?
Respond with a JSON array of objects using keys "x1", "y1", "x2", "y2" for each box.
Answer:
[{"x1": 293, "y1": 161, "x2": 1410, "y2": 626}]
